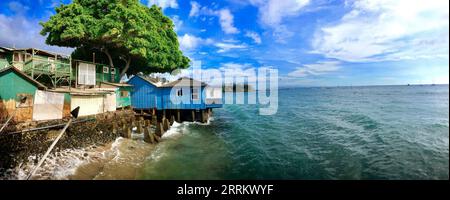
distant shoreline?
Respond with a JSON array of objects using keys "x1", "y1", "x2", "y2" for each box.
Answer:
[{"x1": 278, "y1": 84, "x2": 449, "y2": 90}]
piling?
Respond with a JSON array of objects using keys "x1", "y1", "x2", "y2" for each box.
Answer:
[
  {"x1": 112, "y1": 123, "x2": 118, "y2": 135},
  {"x1": 137, "y1": 120, "x2": 143, "y2": 134},
  {"x1": 154, "y1": 133, "x2": 161, "y2": 143},
  {"x1": 191, "y1": 110, "x2": 195, "y2": 122},
  {"x1": 163, "y1": 118, "x2": 170, "y2": 131},
  {"x1": 170, "y1": 115, "x2": 175, "y2": 125},
  {"x1": 152, "y1": 115, "x2": 157, "y2": 126},
  {"x1": 156, "y1": 122, "x2": 163, "y2": 136},
  {"x1": 131, "y1": 120, "x2": 136, "y2": 128},
  {"x1": 201, "y1": 110, "x2": 206, "y2": 123},
  {"x1": 143, "y1": 127, "x2": 153, "y2": 144},
  {"x1": 177, "y1": 110, "x2": 181, "y2": 122},
  {"x1": 122, "y1": 124, "x2": 131, "y2": 138}
]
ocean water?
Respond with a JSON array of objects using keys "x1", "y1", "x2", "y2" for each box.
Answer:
[
  {"x1": 136, "y1": 85, "x2": 449, "y2": 180},
  {"x1": 5, "y1": 85, "x2": 448, "y2": 180}
]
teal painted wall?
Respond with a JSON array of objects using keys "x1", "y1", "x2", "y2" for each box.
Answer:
[
  {"x1": 96, "y1": 64, "x2": 120, "y2": 84},
  {"x1": 116, "y1": 87, "x2": 132, "y2": 108},
  {"x1": 0, "y1": 70, "x2": 38, "y2": 100}
]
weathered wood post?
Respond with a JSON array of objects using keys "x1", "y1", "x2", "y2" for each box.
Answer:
[
  {"x1": 112, "y1": 122, "x2": 118, "y2": 135},
  {"x1": 201, "y1": 110, "x2": 206, "y2": 123},
  {"x1": 126, "y1": 126, "x2": 132, "y2": 138},
  {"x1": 137, "y1": 120, "x2": 143, "y2": 134},
  {"x1": 154, "y1": 132, "x2": 161, "y2": 143},
  {"x1": 122, "y1": 124, "x2": 131, "y2": 138},
  {"x1": 143, "y1": 126, "x2": 153, "y2": 144},
  {"x1": 191, "y1": 110, "x2": 195, "y2": 122},
  {"x1": 177, "y1": 109, "x2": 181, "y2": 122},
  {"x1": 152, "y1": 115, "x2": 158, "y2": 127},
  {"x1": 131, "y1": 120, "x2": 136, "y2": 129},
  {"x1": 156, "y1": 122, "x2": 163, "y2": 137},
  {"x1": 170, "y1": 115, "x2": 175, "y2": 125},
  {"x1": 163, "y1": 118, "x2": 170, "y2": 131}
]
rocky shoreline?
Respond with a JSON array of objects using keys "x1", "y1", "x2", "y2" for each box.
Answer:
[{"x1": 0, "y1": 110, "x2": 135, "y2": 170}]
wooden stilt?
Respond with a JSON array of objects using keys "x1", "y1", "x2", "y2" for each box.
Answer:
[
  {"x1": 201, "y1": 110, "x2": 205, "y2": 123},
  {"x1": 152, "y1": 115, "x2": 158, "y2": 126},
  {"x1": 170, "y1": 115, "x2": 175, "y2": 125},
  {"x1": 144, "y1": 127, "x2": 153, "y2": 144},
  {"x1": 191, "y1": 110, "x2": 195, "y2": 122},
  {"x1": 177, "y1": 109, "x2": 181, "y2": 122},
  {"x1": 156, "y1": 122, "x2": 164, "y2": 136},
  {"x1": 137, "y1": 120, "x2": 143, "y2": 134},
  {"x1": 112, "y1": 123, "x2": 118, "y2": 135},
  {"x1": 163, "y1": 118, "x2": 170, "y2": 131}
]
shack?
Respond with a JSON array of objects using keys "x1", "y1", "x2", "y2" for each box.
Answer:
[
  {"x1": 50, "y1": 88, "x2": 114, "y2": 117},
  {"x1": 0, "y1": 67, "x2": 47, "y2": 122},
  {"x1": 99, "y1": 82, "x2": 132, "y2": 109},
  {"x1": 128, "y1": 75, "x2": 222, "y2": 122}
]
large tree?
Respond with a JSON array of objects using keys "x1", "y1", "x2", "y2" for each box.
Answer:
[{"x1": 40, "y1": 0, "x2": 190, "y2": 77}]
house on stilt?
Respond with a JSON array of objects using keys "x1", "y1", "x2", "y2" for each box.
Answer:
[{"x1": 127, "y1": 75, "x2": 223, "y2": 122}]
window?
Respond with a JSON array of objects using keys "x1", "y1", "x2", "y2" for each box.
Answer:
[
  {"x1": 191, "y1": 88, "x2": 199, "y2": 100},
  {"x1": 13, "y1": 53, "x2": 24, "y2": 62},
  {"x1": 110, "y1": 68, "x2": 116, "y2": 74},
  {"x1": 177, "y1": 89, "x2": 183, "y2": 96},
  {"x1": 78, "y1": 62, "x2": 96, "y2": 85},
  {"x1": 16, "y1": 93, "x2": 33, "y2": 108},
  {"x1": 120, "y1": 90, "x2": 129, "y2": 98},
  {"x1": 103, "y1": 66, "x2": 109, "y2": 73}
]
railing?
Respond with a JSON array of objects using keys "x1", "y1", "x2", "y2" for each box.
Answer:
[{"x1": 22, "y1": 58, "x2": 71, "y2": 76}]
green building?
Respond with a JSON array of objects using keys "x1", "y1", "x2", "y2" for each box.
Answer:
[
  {"x1": 99, "y1": 82, "x2": 132, "y2": 108},
  {"x1": 0, "y1": 67, "x2": 47, "y2": 122},
  {"x1": 0, "y1": 46, "x2": 71, "y2": 88},
  {"x1": 73, "y1": 60, "x2": 121, "y2": 86}
]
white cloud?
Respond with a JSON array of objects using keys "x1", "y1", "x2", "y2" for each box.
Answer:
[
  {"x1": 189, "y1": 2, "x2": 239, "y2": 34},
  {"x1": 178, "y1": 34, "x2": 203, "y2": 51},
  {"x1": 215, "y1": 42, "x2": 247, "y2": 53},
  {"x1": 288, "y1": 61, "x2": 341, "y2": 77},
  {"x1": 0, "y1": 14, "x2": 73, "y2": 55},
  {"x1": 217, "y1": 9, "x2": 239, "y2": 34},
  {"x1": 178, "y1": 34, "x2": 247, "y2": 53},
  {"x1": 245, "y1": 31, "x2": 262, "y2": 44},
  {"x1": 247, "y1": 0, "x2": 310, "y2": 42},
  {"x1": 189, "y1": 1, "x2": 201, "y2": 17},
  {"x1": 249, "y1": 0, "x2": 310, "y2": 26},
  {"x1": 312, "y1": 0, "x2": 449, "y2": 62},
  {"x1": 170, "y1": 15, "x2": 183, "y2": 31},
  {"x1": 8, "y1": 1, "x2": 30, "y2": 14},
  {"x1": 148, "y1": 0, "x2": 178, "y2": 10}
]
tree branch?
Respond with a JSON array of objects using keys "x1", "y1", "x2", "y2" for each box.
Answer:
[
  {"x1": 101, "y1": 47, "x2": 115, "y2": 69},
  {"x1": 120, "y1": 56, "x2": 131, "y2": 78}
]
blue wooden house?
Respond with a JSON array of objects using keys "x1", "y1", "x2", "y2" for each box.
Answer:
[{"x1": 127, "y1": 75, "x2": 223, "y2": 111}]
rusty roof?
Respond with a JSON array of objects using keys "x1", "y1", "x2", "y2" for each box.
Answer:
[{"x1": 0, "y1": 67, "x2": 47, "y2": 90}]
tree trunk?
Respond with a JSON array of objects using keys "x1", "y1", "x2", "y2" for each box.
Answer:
[
  {"x1": 102, "y1": 48, "x2": 115, "y2": 69},
  {"x1": 120, "y1": 57, "x2": 131, "y2": 78}
]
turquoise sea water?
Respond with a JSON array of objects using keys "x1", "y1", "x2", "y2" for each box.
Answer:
[{"x1": 138, "y1": 85, "x2": 449, "y2": 180}]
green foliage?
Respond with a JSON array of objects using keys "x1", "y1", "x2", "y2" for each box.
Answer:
[{"x1": 40, "y1": 0, "x2": 190, "y2": 76}]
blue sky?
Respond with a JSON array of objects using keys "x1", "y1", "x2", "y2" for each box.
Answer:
[{"x1": 0, "y1": 0, "x2": 448, "y2": 86}]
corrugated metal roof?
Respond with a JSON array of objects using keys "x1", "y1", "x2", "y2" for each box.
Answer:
[
  {"x1": 0, "y1": 46, "x2": 70, "y2": 59},
  {"x1": 100, "y1": 82, "x2": 133, "y2": 87},
  {"x1": 0, "y1": 66, "x2": 47, "y2": 90},
  {"x1": 50, "y1": 88, "x2": 111, "y2": 96},
  {"x1": 161, "y1": 77, "x2": 207, "y2": 87}
]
